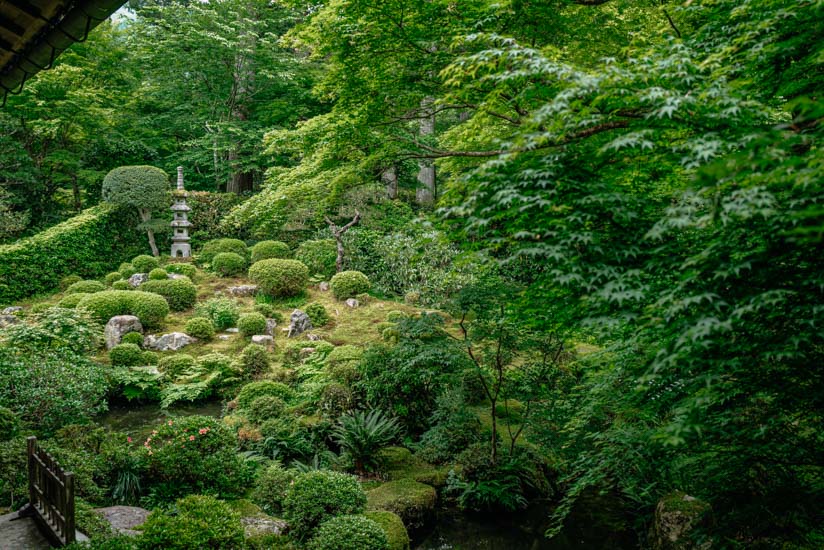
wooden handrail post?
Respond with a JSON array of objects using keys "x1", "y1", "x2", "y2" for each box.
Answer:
[
  {"x1": 64, "y1": 472, "x2": 75, "y2": 543},
  {"x1": 26, "y1": 437, "x2": 36, "y2": 507}
]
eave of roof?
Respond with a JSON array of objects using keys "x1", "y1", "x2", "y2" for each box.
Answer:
[{"x1": 0, "y1": 0, "x2": 125, "y2": 105}]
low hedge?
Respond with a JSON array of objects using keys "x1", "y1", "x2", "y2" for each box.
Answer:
[
  {"x1": 140, "y1": 279, "x2": 198, "y2": 311},
  {"x1": 76, "y1": 290, "x2": 169, "y2": 328},
  {"x1": 0, "y1": 204, "x2": 145, "y2": 304}
]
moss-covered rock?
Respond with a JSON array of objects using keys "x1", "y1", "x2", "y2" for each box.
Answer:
[
  {"x1": 363, "y1": 511, "x2": 410, "y2": 550},
  {"x1": 379, "y1": 447, "x2": 452, "y2": 489},
  {"x1": 366, "y1": 480, "x2": 437, "y2": 536},
  {"x1": 651, "y1": 492, "x2": 711, "y2": 550}
]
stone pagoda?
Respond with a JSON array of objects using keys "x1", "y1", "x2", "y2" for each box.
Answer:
[{"x1": 170, "y1": 166, "x2": 192, "y2": 258}]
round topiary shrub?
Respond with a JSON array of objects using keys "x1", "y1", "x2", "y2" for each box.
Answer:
[
  {"x1": 295, "y1": 239, "x2": 337, "y2": 279},
  {"x1": 121, "y1": 331, "x2": 144, "y2": 347},
  {"x1": 0, "y1": 406, "x2": 19, "y2": 441},
  {"x1": 166, "y1": 263, "x2": 197, "y2": 280},
  {"x1": 111, "y1": 280, "x2": 131, "y2": 291},
  {"x1": 58, "y1": 293, "x2": 88, "y2": 309},
  {"x1": 185, "y1": 317, "x2": 215, "y2": 340},
  {"x1": 249, "y1": 259, "x2": 309, "y2": 298},
  {"x1": 363, "y1": 511, "x2": 409, "y2": 550},
  {"x1": 76, "y1": 290, "x2": 169, "y2": 328},
  {"x1": 252, "y1": 462, "x2": 296, "y2": 515},
  {"x1": 366, "y1": 480, "x2": 437, "y2": 535},
  {"x1": 140, "y1": 279, "x2": 197, "y2": 311},
  {"x1": 142, "y1": 351, "x2": 159, "y2": 365},
  {"x1": 246, "y1": 395, "x2": 286, "y2": 425},
  {"x1": 236, "y1": 381, "x2": 295, "y2": 409},
  {"x1": 253, "y1": 303, "x2": 277, "y2": 318},
  {"x1": 148, "y1": 268, "x2": 168, "y2": 281},
  {"x1": 238, "y1": 312, "x2": 267, "y2": 337},
  {"x1": 330, "y1": 271, "x2": 370, "y2": 300},
  {"x1": 132, "y1": 254, "x2": 160, "y2": 273},
  {"x1": 194, "y1": 297, "x2": 239, "y2": 330},
  {"x1": 139, "y1": 495, "x2": 245, "y2": 549},
  {"x1": 65, "y1": 280, "x2": 106, "y2": 295},
  {"x1": 210, "y1": 252, "x2": 246, "y2": 277},
  {"x1": 199, "y1": 238, "x2": 248, "y2": 265},
  {"x1": 236, "y1": 343, "x2": 269, "y2": 376},
  {"x1": 305, "y1": 302, "x2": 330, "y2": 327},
  {"x1": 196, "y1": 353, "x2": 236, "y2": 378},
  {"x1": 105, "y1": 272, "x2": 124, "y2": 286},
  {"x1": 109, "y1": 343, "x2": 145, "y2": 366},
  {"x1": 128, "y1": 291, "x2": 171, "y2": 328},
  {"x1": 283, "y1": 471, "x2": 367, "y2": 540},
  {"x1": 59, "y1": 274, "x2": 83, "y2": 290},
  {"x1": 310, "y1": 515, "x2": 389, "y2": 550},
  {"x1": 118, "y1": 263, "x2": 137, "y2": 278},
  {"x1": 158, "y1": 354, "x2": 196, "y2": 377},
  {"x1": 251, "y1": 240, "x2": 292, "y2": 263}
]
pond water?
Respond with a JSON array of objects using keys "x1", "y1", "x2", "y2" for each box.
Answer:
[{"x1": 98, "y1": 400, "x2": 224, "y2": 439}]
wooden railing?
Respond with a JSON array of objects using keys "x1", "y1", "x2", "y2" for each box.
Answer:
[{"x1": 26, "y1": 436, "x2": 76, "y2": 546}]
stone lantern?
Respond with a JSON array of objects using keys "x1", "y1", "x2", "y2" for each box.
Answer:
[{"x1": 170, "y1": 166, "x2": 192, "y2": 258}]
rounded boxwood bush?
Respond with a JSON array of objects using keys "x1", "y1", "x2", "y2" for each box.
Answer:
[
  {"x1": 196, "y1": 353, "x2": 235, "y2": 377},
  {"x1": 253, "y1": 303, "x2": 277, "y2": 318},
  {"x1": 212, "y1": 252, "x2": 246, "y2": 277},
  {"x1": 295, "y1": 239, "x2": 337, "y2": 278},
  {"x1": 118, "y1": 263, "x2": 137, "y2": 278},
  {"x1": 194, "y1": 297, "x2": 239, "y2": 330},
  {"x1": 185, "y1": 317, "x2": 215, "y2": 341},
  {"x1": 366, "y1": 480, "x2": 437, "y2": 535},
  {"x1": 283, "y1": 470, "x2": 367, "y2": 540},
  {"x1": 305, "y1": 302, "x2": 329, "y2": 327},
  {"x1": 236, "y1": 381, "x2": 295, "y2": 409},
  {"x1": 247, "y1": 395, "x2": 286, "y2": 425},
  {"x1": 158, "y1": 354, "x2": 196, "y2": 377},
  {"x1": 76, "y1": 290, "x2": 169, "y2": 328},
  {"x1": 148, "y1": 268, "x2": 168, "y2": 281},
  {"x1": 166, "y1": 263, "x2": 197, "y2": 279},
  {"x1": 363, "y1": 511, "x2": 409, "y2": 550},
  {"x1": 121, "y1": 331, "x2": 144, "y2": 347},
  {"x1": 199, "y1": 238, "x2": 248, "y2": 265},
  {"x1": 237, "y1": 312, "x2": 267, "y2": 337},
  {"x1": 139, "y1": 495, "x2": 244, "y2": 549},
  {"x1": 236, "y1": 343, "x2": 269, "y2": 376},
  {"x1": 111, "y1": 280, "x2": 131, "y2": 291},
  {"x1": 139, "y1": 279, "x2": 197, "y2": 311},
  {"x1": 310, "y1": 515, "x2": 389, "y2": 550},
  {"x1": 142, "y1": 351, "x2": 159, "y2": 365},
  {"x1": 59, "y1": 274, "x2": 83, "y2": 290},
  {"x1": 0, "y1": 407, "x2": 19, "y2": 441},
  {"x1": 132, "y1": 254, "x2": 159, "y2": 273},
  {"x1": 330, "y1": 271, "x2": 370, "y2": 300},
  {"x1": 248, "y1": 259, "x2": 309, "y2": 298},
  {"x1": 109, "y1": 343, "x2": 145, "y2": 366},
  {"x1": 105, "y1": 272, "x2": 123, "y2": 286},
  {"x1": 251, "y1": 240, "x2": 291, "y2": 263},
  {"x1": 58, "y1": 292, "x2": 88, "y2": 309},
  {"x1": 252, "y1": 462, "x2": 296, "y2": 515},
  {"x1": 65, "y1": 280, "x2": 106, "y2": 295}
]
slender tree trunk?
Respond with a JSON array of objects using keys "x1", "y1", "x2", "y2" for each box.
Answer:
[
  {"x1": 325, "y1": 211, "x2": 361, "y2": 273},
  {"x1": 138, "y1": 208, "x2": 160, "y2": 257},
  {"x1": 227, "y1": 11, "x2": 256, "y2": 194},
  {"x1": 382, "y1": 165, "x2": 398, "y2": 200},
  {"x1": 416, "y1": 97, "x2": 436, "y2": 206}
]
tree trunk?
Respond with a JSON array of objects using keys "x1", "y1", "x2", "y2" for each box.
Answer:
[
  {"x1": 138, "y1": 208, "x2": 160, "y2": 257},
  {"x1": 416, "y1": 96, "x2": 436, "y2": 206},
  {"x1": 325, "y1": 211, "x2": 361, "y2": 273},
  {"x1": 382, "y1": 165, "x2": 398, "y2": 200},
  {"x1": 227, "y1": 9, "x2": 257, "y2": 195}
]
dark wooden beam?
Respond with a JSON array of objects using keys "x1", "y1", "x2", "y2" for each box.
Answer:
[
  {"x1": 4, "y1": 0, "x2": 43, "y2": 20},
  {"x1": 0, "y1": 14, "x2": 27, "y2": 37}
]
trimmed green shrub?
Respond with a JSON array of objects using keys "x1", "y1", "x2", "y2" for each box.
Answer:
[
  {"x1": 158, "y1": 354, "x2": 196, "y2": 378},
  {"x1": 119, "y1": 263, "x2": 137, "y2": 278},
  {"x1": 65, "y1": 280, "x2": 106, "y2": 295},
  {"x1": 111, "y1": 280, "x2": 130, "y2": 290},
  {"x1": 363, "y1": 511, "x2": 410, "y2": 550},
  {"x1": 148, "y1": 268, "x2": 168, "y2": 281},
  {"x1": 76, "y1": 290, "x2": 169, "y2": 328},
  {"x1": 331, "y1": 271, "x2": 370, "y2": 300},
  {"x1": 253, "y1": 303, "x2": 277, "y2": 318},
  {"x1": 0, "y1": 407, "x2": 19, "y2": 441},
  {"x1": 252, "y1": 463, "x2": 296, "y2": 515},
  {"x1": 199, "y1": 238, "x2": 248, "y2": 265},
  {"x1": 247, "y1": 396, "x2": 286, "y2": 425},
  {"x1": 238, "y1": 312, "x2": 267, "y2": 337},
  {"x1": 309, "y1": 515, "x2": 389, "y2": 550},
  {"x1": 120, "y1": 332, "x2": 144, "y2": 347},
  {"x1": 105, "y1": 272, "x2": 123, "y2": 286},
  {"x1": 109, "y1": 343, "x2": 145, "y2": 366},
  {"x1": 251, "y1": 240, "x2": 291, "y2": 263},
  {"x1": 305, "y1": 302, "x2": 330, "y2": 327},
  {"x1": 140, "y1": 279, "x2": 197, "y2": 311},
  {"x1": 236, "y1": 343, "x2": 270, "y2": 376},
  {"x1": 283, "y1": 470, "x2": 367, "y2": 540},
  {"x1": 132, "y1": 254, "x2": 160, "y2": 273},
  {"x1": 59, "y1": 275, "x2": 83, "y2": 290},
  {"x1": 185, "y1": 317, "x2": 215, "y2": 340},
  {"x1": 211, "y1": 252, "x2": 246, "y2": 277},
  {"x1": 295, "y1": 239, "x2": 337, "y2": 278},
  {"x1": 196, "y1": 353, "x2": 234, "y2": 375},
  {"x1": 142, "y1": 351, "x2": 159, "y2": 365},
  {"x1": 249, "y1": 259, "x2": 309, "y2": 298},
  {"x1": 194, "y1": 297, "x2": 239, "y2": 330},
  {"x1": 366, "y1": 480, "x2": 437, "y2": 534},
  {"x1": 326, "y1": 345, "x2": 363, "y2": 386},
  {"x1": 386, "y1": 311, "x2": 409, "y2": 323},
  {"x1": 58, "y1": 293, "x2": 88, "y2": 309},
  {"x1": 166, "y1": 263, "x2": 197, "y2": 279},
  {"x1": 139, "y1": 495, "x2": 244, "y2": 549},
  {"x1": 236, "y1": 381, "x2": 295, "y2": 409}
]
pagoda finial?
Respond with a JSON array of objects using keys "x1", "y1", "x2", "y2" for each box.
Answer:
[{"x1": 176, "y1": 166, "x2": 184, "y2": 191}]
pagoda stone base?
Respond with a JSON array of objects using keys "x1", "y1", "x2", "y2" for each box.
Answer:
[{"x1": 171, "y1": 243, "x2": 191, "y2": 258}]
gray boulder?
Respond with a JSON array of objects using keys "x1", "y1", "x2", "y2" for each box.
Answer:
[
  {"x1": 265, "y1": 318, "x2": 278, "y2": 336},
  {"x1": 227, "y1": 285, "x2": 258, "y2": 297},
  {"x1": 128, "y1": 273, "x2": 148, "y2": 287},
  {"x1": 104, "y1": 315, "x2": 143, "y2": 350},
  {"x1": 143, "y1": 332, "x2": 196, "y2": 351},
  {"x1": 287, "y1": 309, "x2": 312, "y2": 338},
  {"x1": 318, "y1": 282, "x2": 330, "y2": 292},
  {"x1": 1, "y1": 306, "x2": 22, "y2": 315},
  {"x1": 94, "y1": 506, "x2": 150, "y2": 537},
  {"x1": 0, "y1": 315, "x2": 20, "y2": 328},
  {"x1": 251, "y1": 335, "x2": 274, "y2": 347},
  {"x1": 241, "y1": 517, "x2": 287, "y2": 538},
  {"x1": 345, "y1": 298, "x2": 359, "y2": 308},
  {"x1": 651, "y1": 492, "x2": 711, "y2": 550}
]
